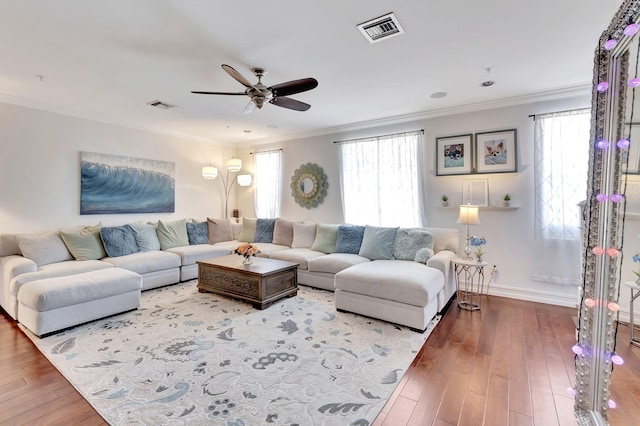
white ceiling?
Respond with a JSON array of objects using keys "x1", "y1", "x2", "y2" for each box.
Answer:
[{"x1": 0, "y1": 0, "x2": 620, "y2": 144}]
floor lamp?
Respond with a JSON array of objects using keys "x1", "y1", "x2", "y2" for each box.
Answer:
[{"x1": 457, "y1": 205, "x2": 480, "y2": 260}]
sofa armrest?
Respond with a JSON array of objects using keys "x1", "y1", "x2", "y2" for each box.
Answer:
[
  {"x1": 1, "y1": 255, "x2": 37, "y2": 311},
  {"x1": 427, "y1": 250, "x2": 456, "y2": 277}
]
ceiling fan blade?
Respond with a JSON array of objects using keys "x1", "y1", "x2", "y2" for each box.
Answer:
[
  {"x1": 243, "y1": 100, "x2": 257, "y2": 114},
  {"x1": 269, "y1": 97, "x2": 311, "y2": 111},
  {"x1": 269, "y1": 78, "x2": 318, "y2": 97},
  {"x1": 222, "y1": 64, "x2": 253, "y2": 88},
  {"x1": 191, "y1": 91, "x2": 246, "y2": 95}
]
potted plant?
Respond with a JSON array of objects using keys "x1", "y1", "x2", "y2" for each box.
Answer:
[
  {"x1": 503, "y1": 193, "x2": 511, "y2": 207},
  {"x1": 441, "y1": 194, "x2": 449, "y2": 207}
]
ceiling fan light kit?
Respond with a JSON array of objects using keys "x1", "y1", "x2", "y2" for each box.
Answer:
[{"x1": 191, "y1": 64, "x2": 318, "y2": 113}]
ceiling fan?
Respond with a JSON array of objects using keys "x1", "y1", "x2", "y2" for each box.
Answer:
[{"x1": 191, "y1": 64, "x2": 318, "y2": 114}]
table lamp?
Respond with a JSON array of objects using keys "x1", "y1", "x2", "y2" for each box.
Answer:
[{"x1": 457, "y1": 205, "x2": 480, "y2": 259}]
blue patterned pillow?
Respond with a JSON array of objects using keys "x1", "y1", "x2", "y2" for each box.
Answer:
[
  {"x1": 186, "y1": 222, "x2": 209, "y2": 245},
  {"x1": 334, "y1": 225, "x2": 365, "y2": 254},
  {"x1": 100, "y1": 225, "x2": 139, "y2": 258},
  {"x1": 254, "y1": 218, "x2": 276, "y2": 243}
]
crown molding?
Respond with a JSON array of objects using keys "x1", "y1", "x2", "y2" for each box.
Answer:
[{"x1": 245, "y1": 84, "x2": 592, "y2": 146}]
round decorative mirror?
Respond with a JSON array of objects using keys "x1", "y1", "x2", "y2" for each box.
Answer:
[{"x1": 290, "y1": 162, "x2": 328, "y2": 208}]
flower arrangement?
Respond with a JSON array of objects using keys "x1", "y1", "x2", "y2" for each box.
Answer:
[
  {"x1": 633, "y1": 253, "x2": 640, "y2": 281},
  {"x1": 235, "y1": 243, "x2": 261, "y2": 264},
  {"x1": 470, "y1": 236, "x2": 486, "y2": 261}
]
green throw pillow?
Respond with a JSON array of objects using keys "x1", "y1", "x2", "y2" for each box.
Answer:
[
  {"x1": 60, "y1": 224, "x2": 106, "y2": 261},
  {"x1": 310, "y1": 223, "x2": 340, "y2": 253},
  {"x1": 237, "y1": 217, "x2": 257, "y2": 242},
  {"x1": 156, "y1": 219, "x2": 189, "y2": 250}
]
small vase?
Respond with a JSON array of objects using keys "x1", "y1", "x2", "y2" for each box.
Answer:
[
  {"x1": 442, "y1": 201, "x2": 449, "y2": 207},
  {"x1": 242, "y1": 256, "x2": 253, "y2": 265},
  {"x1": 476, "y1": 255, "x2": 483, "y2": 262}
]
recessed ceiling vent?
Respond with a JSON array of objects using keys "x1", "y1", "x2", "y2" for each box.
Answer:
[
  {"x1": 147, "y1": 100, "x2": 176, "y2": 110},
  {"x1": 357, "y1": 12, "x2": 405, "y2": 44}
]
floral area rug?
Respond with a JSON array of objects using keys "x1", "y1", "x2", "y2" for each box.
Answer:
[{"x1": 24, "y1": 281, "x2": 439, "y2": 425}]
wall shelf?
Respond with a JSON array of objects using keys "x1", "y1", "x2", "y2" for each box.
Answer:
[{"x1": 438, "y1": 205, "x2": 519, "y2": 211}]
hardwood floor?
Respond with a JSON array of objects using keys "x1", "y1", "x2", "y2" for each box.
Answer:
[
  {"x1": 1, "y1": 295, "x2": 638, "y2": 425},
  {"x1": 375, "y1": 295, "x2": 640, "y2": 426}
]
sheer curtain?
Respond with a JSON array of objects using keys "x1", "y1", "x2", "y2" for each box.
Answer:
[
  {"x1": 338, "y1": 130, "x2": 425, "y2": 227},
  {"x1": 253, "y1": 150, "x2": 282, "y2": 218},
  {"x1": 533, "y1": 109, "x2": 591, "y2": 285}
]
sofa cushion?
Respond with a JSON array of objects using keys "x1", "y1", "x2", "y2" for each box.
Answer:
[
  {"x1": 0, "y1": 234, "x2": 21, "y2": 257},
  {"x1": 238, "y1": 217, "x2": 257, "y2": 242},
  {"x1": 207, "y1": 218, "x2": 233, "y2": 244},
  {"x1": 18, "y1": 268, "x2": 142, "y2": 312},
  {"x1": 272, "y1": 219, "x2": 294, "y2": 246},
  {"x1": 393, "y1": 228, "x2": 434, "y2": 261},
  {"x1": 334, "y1": 225, "x2": 365, "y2": 254},
  {"x1": 358, "y1": 226, "x2": 398, "y2": 260},
  {"x1": 156, "y1": 219, "x2": 190, "y2": 250},
  {"x1": 10, "y1": 260, "x2": 113, "y2": 297},
  {"x1": 129, "y1": 223, "x2": 161, "y2": 252},
  {"x1": 310, "y1": 224, "x2": 339, "y2": 253},
  {"x1": 254, "y1": 218, "x2": 276, "y2": 243},
  {"x1": 166, "y1": 244, "x2": 231, "y2": 266},
  {"x1": 186, "y1": 222, "x2": 209, "y2": 245},
  {"x1": 102, "y1": 251, "x2": 181, "y2": 274},
  {"x1": 291, "y1": 222, "x2": 317, "y2": 248},
  {"x1": 60, "y1": 224, "x2": 106, "y2": 261},
  {"x1": 100, "y1": 225, "x2": 139, "y2": 258},
  {"x1": 307, "y1": 253, "x2": 371, "y2": 274},
  {"x1": 268, "y1": 248, "x2": 326, "y2": 270},
  {"x1": 15, "y1": 232, "x2": 73, "y2": 267},
  {"x1": 334, "y1": 260, "x2": 443, "y2": 307}
]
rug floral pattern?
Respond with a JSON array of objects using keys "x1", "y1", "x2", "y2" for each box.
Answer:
[{"x1": 28, "y1": 281, "x2": 439, "y2": 425}]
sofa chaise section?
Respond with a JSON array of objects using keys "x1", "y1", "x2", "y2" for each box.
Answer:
[
  {"x1": 334, "y1": 260, "x2": 445, "y2": 332},
  {"x1": 17, "y1": 267, "x2": 142, "y2": 337}
]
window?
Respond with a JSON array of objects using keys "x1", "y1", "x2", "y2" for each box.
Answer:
[
  {"x1": 253, "y1": 150, "x2": 282, "y2": 218},
  {"x1": 533, "y1": 108, "x2": 591, "y2": 284},
  {"x1": 338, "y1": 130, "x2": 424, "y2": 227}
]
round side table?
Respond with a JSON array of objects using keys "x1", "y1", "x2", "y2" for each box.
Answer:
[
  {"x1": 624, "y1": 281, "x2": 640, "y2": 347},
  {"x1": 452, "y1": 258, "x2": 488, "y2": 311}
]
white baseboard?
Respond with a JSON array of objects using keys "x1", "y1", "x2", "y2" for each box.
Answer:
[
  {"x1": 487, "y1": 284, "x2": 640, "y2": 325},
  {"x1": 486, "y1": 284, "x2": 577, "y2": 308}
]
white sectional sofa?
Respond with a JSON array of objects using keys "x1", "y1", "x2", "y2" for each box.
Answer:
[{"x1": 0, "y1": 217, "x2": 458, "y2": 336}]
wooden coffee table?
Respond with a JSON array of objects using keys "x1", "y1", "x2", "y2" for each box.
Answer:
[{"x1": 197, "y1": 255, "x2": 299, "y2": 309}]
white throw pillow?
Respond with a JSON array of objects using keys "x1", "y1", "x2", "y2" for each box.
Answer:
[
  {"x1": 291, "y1": 222, "x2": 317, "y2": 248},
  {"x1": 15, "y1": 231, "x2": 73, "y2": 266}
]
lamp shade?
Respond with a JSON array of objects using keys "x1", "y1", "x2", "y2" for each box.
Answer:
[
  {"x1": 226, "y1": 158, "x2": 242, "y2": 172},
  {"x1": 457, "y1": 205, "x2": 480, "y2": 225},
  {"x1": 237, "y1": 174, "x2": 252, "y2": 187},
  {"x1": 202, "y1": 165, "x2": 218, "y2": 180}
]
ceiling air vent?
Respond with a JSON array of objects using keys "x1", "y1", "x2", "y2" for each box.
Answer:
[
  {"x1": 357, "y1": 12, "x2": 405, "y2": 44},
  {"x1": 147, "y1": 100, "x2": 176, "y2": 110}
]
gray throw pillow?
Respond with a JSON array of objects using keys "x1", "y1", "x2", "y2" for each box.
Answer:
[
  {"x1": 238, "y1": 217, "x2": 257, "y2": 242},
  {"x1": 334, "y1": 225, "x2": 365, "y2": 254},
  {"x1": 254, "y1": 218, "x2": 276, "y2": 243},
  {"x1": 207, "y1": 218, "x2": 233, "y2": 244},
  {"x1": 186, "y1": 222, "x2": 209, "y2": 245},
  {"x1": 358, "y1": 226, "x2": 398, "y2": 260},
  {"x1": 272, "y1": 219, "x2": 294, "y2": 246},
  {"x1": 393, "y1": 228, "x2": 434, "y2": 261},
  {"x1": 100, "y1": 225, "x2": 139, "y2": 257},
  {"x1": 129, "y1": 223, "x2": 161, "y2": 252}
]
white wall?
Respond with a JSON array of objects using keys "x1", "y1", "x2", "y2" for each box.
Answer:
[
  {"x1": 0, "y1": 102, "x2": 236, "y2": 233},
  {"x1": 237, "y1": 95, "x2": 593, "y2": 307}
]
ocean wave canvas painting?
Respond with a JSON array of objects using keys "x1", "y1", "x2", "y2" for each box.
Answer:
[{"x1": 80, "y1": 152, "x2": 175, "y2": 214}]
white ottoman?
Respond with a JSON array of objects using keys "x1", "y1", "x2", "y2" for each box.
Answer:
[
  {"x1": 334, "y1": 260, "x2": 444, "y2": 332},
  {"x1": 17, "y1": 268, "x2": 142, "y2": 337}
]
